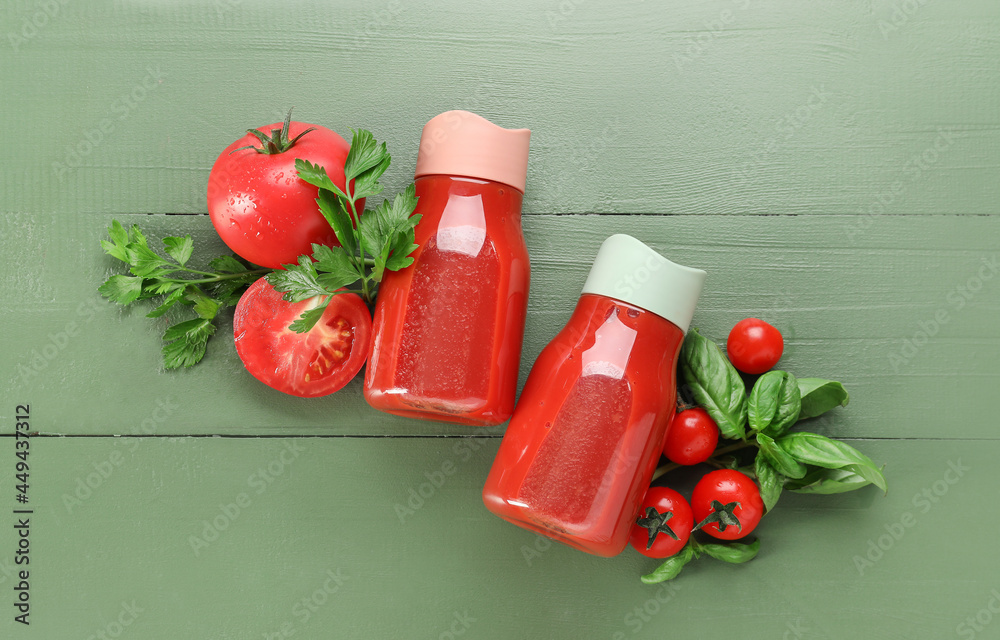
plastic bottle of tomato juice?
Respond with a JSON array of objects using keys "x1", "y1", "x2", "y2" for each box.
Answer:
[
  {"x1": 364, "y1": 111, "x2": 531, "y2": 425},
  {"x1": 482, "y1": 235, "x2": 706, "y2": 556}
]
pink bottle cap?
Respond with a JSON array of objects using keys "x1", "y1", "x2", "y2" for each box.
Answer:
[{"x1": 415, "y1": 110, "x2": 531, "y2": 193}]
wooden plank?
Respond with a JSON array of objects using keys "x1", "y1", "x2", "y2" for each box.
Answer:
[
  {"x1": 0, "y1": 437, "x2": 993, "y2": 638},
  {"x1": 2, "y1": 213, "x2": 996, "y2": 438},
  {"x1": 2, "y1": 0, "x2": 997, "y2": 216}
]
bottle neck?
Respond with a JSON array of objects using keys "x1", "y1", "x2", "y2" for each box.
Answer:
[{"x1": 414, "y1": 174, "x2": 524, "y2": 225}]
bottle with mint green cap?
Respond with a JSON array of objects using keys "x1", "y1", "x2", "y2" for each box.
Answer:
[{"x1": 483, "y1": 234, "x2": 706, "y2": 557}]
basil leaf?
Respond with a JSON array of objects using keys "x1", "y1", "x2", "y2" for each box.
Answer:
[
  {"x1": 747, "y1": 371, "x2": 781, "y2": 433},
  {"x1": 777, "y1": 432, "x2": 887, "y2": 494},
  {"x1": 748, "y1": 370, "x2": 801, "y2": 436},
  {"x1": 640, "y1": 544, "x2": 695, "y2": 584},
  {"x1": 699, "y1": 539, "x2": 760, "y2": 564},
  {"x1": 797, "y1": 378, "x2": 850, "y2": 420},
  {"x1": 756, "y1": 433, "x2": 808, "y2": 479},
  {"x1": 680, "y1": 329, "x2": 747, "y2": 440},
  {"x1": 754, "y1": 453, "x2": 783, "y2": 512},
  {"x1": 785, "y1": 467, "x2": 873, "y2": 494},
  {"x1": 764, "y1": 371, "x2": 800, "y2": 436}
]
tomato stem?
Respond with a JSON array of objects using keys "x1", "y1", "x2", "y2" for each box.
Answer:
[
  {"x1": 230, "y1": 108, "x2": 317, "y2": 155},
  {"x1": 651, "y1": 441, "x2": 757, "y2": 482},
  {"x1": 714, "y1": 441, "x2": 755, "y2": 457}
]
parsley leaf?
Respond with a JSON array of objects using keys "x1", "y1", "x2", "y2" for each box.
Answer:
[
  {"x1": 98, "y1": 274, "x2": 144, "y2": 305},
  {"x1": 162, "y1": 318, "x2": 216, "y2": 369},
  {"x1": 343, "y1": 128, "x2": 390, "y2": 201},
  {"x1": 288, "y1": 305, "x2": 328, "y2": 334},
  {"x1": 163, "y1": 236, "x2": 194, "y2": 266},
  {"x1": 98, "y1": 220, "x2": 269, "y2": 369},
  {"x1": 295, "y1": 159, "x2": 350, "y2": 202},
  {"x1": 268, "y1": 255, "x2": 331, "y2": 303},
  {"x1": 275, "y1": 129, "x2": 420, "y2": 333}
]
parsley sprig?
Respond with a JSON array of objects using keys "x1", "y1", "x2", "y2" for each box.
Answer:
[
  {"x1": 266, "y1": 129, "x2": 420, "y2": 333},
  {"x1": 98, "y1": 220, "x2": 267, "y2": 368}
]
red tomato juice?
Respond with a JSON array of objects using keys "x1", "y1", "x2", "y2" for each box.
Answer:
[
  {"x1": 364, "y1": 175, "x2": 530, "y2": 425},
  {"x1": 482, "y1": 294, "x2": 684, "y2": 556}
]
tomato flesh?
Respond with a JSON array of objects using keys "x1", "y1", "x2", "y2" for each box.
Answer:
[{"x1": 233, "y1": 277, "x2": 371, "y2": 398}]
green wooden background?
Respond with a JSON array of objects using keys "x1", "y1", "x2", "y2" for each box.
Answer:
[{"x1": 2, "y1": 0, "x2": 998, "y2": 637}]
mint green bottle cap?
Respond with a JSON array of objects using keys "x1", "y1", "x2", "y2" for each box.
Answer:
[{"x1": 581, "y1": 234, "x2": 706, "y2": 332}]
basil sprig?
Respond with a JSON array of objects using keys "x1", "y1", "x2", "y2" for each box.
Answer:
[
  {"x1": 674, "y1": 331, "x2": 882, "y2": 498},
  {"x1": 641, "y1": 330, "x2": 885, "y2": 585}
]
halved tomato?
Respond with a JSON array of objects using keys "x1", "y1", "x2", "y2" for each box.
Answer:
[{"x1": 233, "y1": 277, "x2": 372, "y2": 398}]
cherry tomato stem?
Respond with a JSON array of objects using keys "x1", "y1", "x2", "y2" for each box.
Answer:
[{"x1": 651, "y1": 440, "x2": 758, "y2": 482}]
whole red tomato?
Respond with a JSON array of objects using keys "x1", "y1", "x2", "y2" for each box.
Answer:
[
  {"x1": 691, "y1": 469, "x2": 763, "y2": 540},
  {"x1": 628, "y1": 487, "x2": 693, "y2": 558},
  {"x1": 663, "y1": 407, "x2": 719, "y2": 465},
  {"x1": 726, "y1": 317, "x2": 784, "y2": 374},
  {"x1": 233, "y1": 277, "x2": 372, "y2": 398},
  {"x1": 208, "y1": 113, "x2": 359, "y2": 269}
]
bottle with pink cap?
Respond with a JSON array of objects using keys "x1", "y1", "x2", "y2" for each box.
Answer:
[{"x1": 364, "y1": 110, "x2": 531, "y2": 425}]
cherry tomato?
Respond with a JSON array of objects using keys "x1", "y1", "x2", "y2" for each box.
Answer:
[
  {"x1": 691, "y1": 469, "x2": 763, "y2": 540},
  {"x1": 233, "y1": 277, "x2": 372, "y2": 398},
  {"x1": 208, "y1": 117, "x2": 360, "y2": 269},
  {"x1": 726, "y1": 317, "x2": 784, "y2": 374},
  {"x1": 628, "y1": 487, "x2": 693, "y2": 558},
  {"x1": 663, "y1": 407, "x2": 719, "y2": 465}
]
